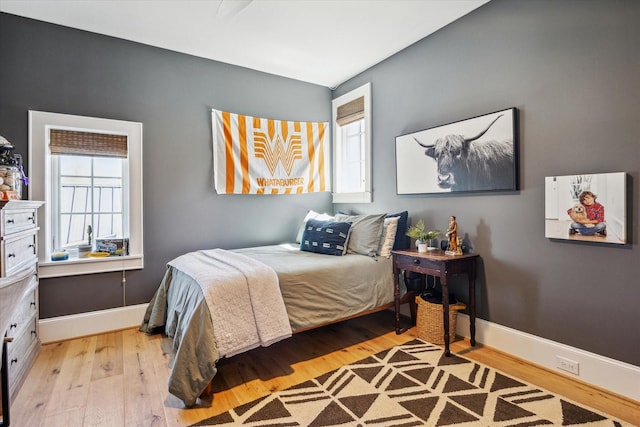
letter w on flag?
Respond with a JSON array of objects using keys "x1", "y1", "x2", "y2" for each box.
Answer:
[{"x1": 212, "y1": 109, "x2": 330, "y2": 194}]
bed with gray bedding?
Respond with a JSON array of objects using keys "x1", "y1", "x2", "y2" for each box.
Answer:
[
  {"x1": 140, "y1": 244, "x2": 402, "y2": 406},
  {"x1": 140, "y1": 211, "x2": 411, "y2": 406}
]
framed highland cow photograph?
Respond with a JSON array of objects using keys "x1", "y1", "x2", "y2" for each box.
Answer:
[
  {"x1": 545, "y1": 172, "x2": 627, "y2": 245},
  {"x1": 395, "y1": 108, "x2": 519, "y2": 195}
]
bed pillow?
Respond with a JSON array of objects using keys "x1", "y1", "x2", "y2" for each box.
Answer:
[
  {"x1": 300, "y1": 218, "x2": 351, "y2": 256},
  {"x1": 386, "y1": 211, "x2": 409, "y2": 250},
  {"x1": 334, "y1": 213, "x2": 386, "y2": 257},
  {"x1": 295, "y1": 210, "x2": 334, "y2": 243},
  {"x1": 378, "y1": 216, "x2": 400, "y2": 258}
]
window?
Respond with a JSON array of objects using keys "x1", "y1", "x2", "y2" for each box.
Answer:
[
  {"x1": 55, "y1": 155, "x2": 124, "y2": 248},
  {"x1": 331, "y1": 82, "x2": 372, "y2": 203},
  {"x1": 29, "y1": 111, "x2": 143, "y2": 278}
]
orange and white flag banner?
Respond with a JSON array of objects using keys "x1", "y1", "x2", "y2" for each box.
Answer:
[{"x1": 212, "y1": 109, "x2": 330, "y2": 195}]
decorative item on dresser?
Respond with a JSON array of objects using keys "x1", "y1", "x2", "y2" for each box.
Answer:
[{"x1": 0, "y1": 200, "x2": 43, "y2": 427}]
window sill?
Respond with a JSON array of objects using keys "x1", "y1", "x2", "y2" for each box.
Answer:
[
  {"x1": 332, "y1": 191, "x2": 372, "y2": 204},
  {"x1": 39, "y1": 254, "x2": 143, "y2": 278}
]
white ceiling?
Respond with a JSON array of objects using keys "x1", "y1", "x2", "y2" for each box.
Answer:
[{"x1": 0, "y1": 0, "x2": 489, "y2": 89}]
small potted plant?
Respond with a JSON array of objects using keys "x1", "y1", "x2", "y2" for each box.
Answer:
[{"x1": 406, "y1": 220, "x2": 440, "y2": 252}]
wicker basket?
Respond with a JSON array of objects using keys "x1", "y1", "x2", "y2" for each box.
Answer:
[{"x1": 416, "y1": 296, "x2": 466, "y2": 345}]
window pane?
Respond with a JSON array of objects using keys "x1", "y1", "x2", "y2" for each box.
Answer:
[
  {"x1": 66, "y1": 186, "x2": 90, "y2": 213},
  {"x1": 339, "y1": 120, "x2": 365, "y2": 193},
  {"x1": 94, "y1": 157, "x2": 123, "y2": 177},
  {"x1": 93, "y1": 185, "x2": 115, "y2": 212},
  {"x1": 59, "y1": 214, "x2": 70, "y2": 247},
  {"x1": 60, "y1": 155, "x2": 91, "y2": 176},
  {"x1": 61, "y1": 213, "x2": 91, "y2": 247},
  {"x1": 344, "y1": 120, "x2": 362, "y2": 137},
  {"x1": 112, "y1": 188, "x2": 123, "y2": 211},
  {"x1": 95, "y1": 213, "x2": 122, "y2": 239},
  {"x1": 57, "y1": 155, "x2": 125, "y2": 249},
  {"x1": 59, "y1": 186, "x2": 76, "y2": 213}
]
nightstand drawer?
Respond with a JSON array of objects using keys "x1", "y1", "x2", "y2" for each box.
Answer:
[{"x1": 394, "y1": 253, "x2": 443, "y2": 275}]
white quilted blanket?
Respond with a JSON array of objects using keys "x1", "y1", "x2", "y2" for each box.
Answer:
[{"x1": 168, "y1": 248, "x2": 292, "y2": 357}]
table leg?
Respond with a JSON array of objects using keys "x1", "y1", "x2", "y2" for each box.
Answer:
[
  {"x1": 441, "y1": 276, "x2": 451, "y2": 357},
  {"x1": 469, "y1": 259, "x2": 477, "y2": 347}
]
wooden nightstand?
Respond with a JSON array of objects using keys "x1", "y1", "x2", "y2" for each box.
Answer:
[{"x1": 392, "y1": 248, "x2": 479, "y2": 356}]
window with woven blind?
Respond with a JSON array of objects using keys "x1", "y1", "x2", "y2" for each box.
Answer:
[
  {"x1": 331, "y1": 83, "x2": 372, "y2": 203},
  {"x1": 29, "y1": 111, "x2": 143, "y2": 278}
]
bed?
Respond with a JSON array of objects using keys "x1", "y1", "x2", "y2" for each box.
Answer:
[{"x1": 140, "y1": 211, "x2": 411, "y2": 406}]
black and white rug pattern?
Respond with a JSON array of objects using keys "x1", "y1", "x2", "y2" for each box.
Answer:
[{"x1": 192, "y1": 339, "x2": 629, "y2": 426}]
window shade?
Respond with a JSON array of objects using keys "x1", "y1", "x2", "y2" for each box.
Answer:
[
  {"x1": 336, "y1": 96, "x2": 364, "y2": 126},
  {"x1": 49, "y1": 129, "x2": 128, "y2": 158}
]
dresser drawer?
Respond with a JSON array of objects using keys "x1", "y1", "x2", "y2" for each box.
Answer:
[
  {"x1": 5, "y1": 273, "x2": 38, "y2": 340},
  {"x1": 1, "y1": 231, "x2": 37, "y2": 276},
  {"x1": 1, "y1": 208, "x2": 37, "y2": 236},
  {"x1": 7, "y1": 316, "x2": 40, "y2": 398}
]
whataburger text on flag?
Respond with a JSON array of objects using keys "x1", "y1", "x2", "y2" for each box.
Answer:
[{"x1": 212, "y1": 109, "x2": 330, "y2": 195}]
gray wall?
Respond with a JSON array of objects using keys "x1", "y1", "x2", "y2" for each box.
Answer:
[
  {"x1": 0, "y1": 13, "x2": 332, "y2": 317},
  {"x1": 334, "y1": 0, "x2": 639, "y2": 366}
]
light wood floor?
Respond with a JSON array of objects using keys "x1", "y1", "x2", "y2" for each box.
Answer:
[{"x1": 8, "y1": 311, "x2": 640, "y2": 426}]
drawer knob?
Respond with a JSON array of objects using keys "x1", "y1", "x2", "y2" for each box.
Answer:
[
  {"x1": 30, "y1": 301, "x2": 36, "y2": 308},
  {"x1": 413, "y1": 258, "x2": 420, "y2": 265},
  {"x1": 8, "y1": 253, "x2": 16, "y2": 258},
  {"x1": 28, "y1": 216, "x2": 35, "y2": 221},
  {"x1": 11, "y1": 358, "x2": 18, "y2": 365},
  {"x1": 31, "y1": 330, "x2": 37, "y2": 337},
  {"x1": 9, "y1": 323, "x2": 17, "y2": 329},
  {"x1": 7, "y1": 219, "x2": 14, "y2": 224}
]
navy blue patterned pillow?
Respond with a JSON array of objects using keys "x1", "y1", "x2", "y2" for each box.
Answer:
[{"x1": 300, "y1": 218, "x2": 352, "y2": 256}]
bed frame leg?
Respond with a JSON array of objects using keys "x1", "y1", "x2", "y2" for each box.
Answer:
[{"x1": 200, "y1": 381, "x2": 213, "y2": 398}]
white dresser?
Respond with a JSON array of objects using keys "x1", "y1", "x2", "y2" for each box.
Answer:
[{"x1": 0, "y1": 200, "x2": 43, "y2": 424}]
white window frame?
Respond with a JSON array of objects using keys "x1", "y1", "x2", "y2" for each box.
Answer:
[
  {"x1": 331, "y1": 82, "x2": 372, "y2": 203},
  {"x1": 29, "y1": 111, "x2": 143, "y2": 278}
]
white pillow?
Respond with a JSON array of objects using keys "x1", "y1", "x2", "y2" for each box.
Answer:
[
  {"x1": 295, "y1": 210, "x2": 334, "y2": 243},
  {"x1": 378, "y1": 216, "x2": 400, "y2": 258}
]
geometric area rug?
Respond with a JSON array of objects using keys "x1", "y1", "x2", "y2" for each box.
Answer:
[{"x1": 191, "y1": 339, "x2": 630, "y2": 426}]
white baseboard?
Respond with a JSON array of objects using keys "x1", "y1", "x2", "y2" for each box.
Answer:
[
  {"x1": 39, "y1": 303, "x2": 148, "y2": 343},
  {"x1": 456, "y1": 313, "x2": 640, "y2": 402}
]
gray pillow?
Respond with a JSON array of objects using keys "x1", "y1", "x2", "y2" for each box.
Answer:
[{"x1": 334, "y1": 213, "x2": 386, "y2": 256}]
